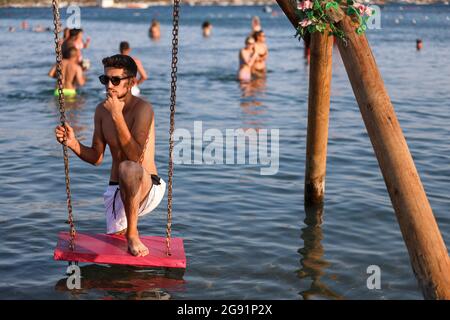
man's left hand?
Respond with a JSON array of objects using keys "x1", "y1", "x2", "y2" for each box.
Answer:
[{"x1": 104, "y1": 93, "x2": 125, "y2": 116}]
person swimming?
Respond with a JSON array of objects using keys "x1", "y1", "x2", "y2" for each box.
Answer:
[
  {"x1": 202, "y1": 21, "x2": 212, "y2": 37},
  {"x1": 48, "y1": 46, "x2": 86, "y2": 98},
  {"x1": 238, "y1": 36, "x2": 259, "y2": 82},
  {"x1": 416, "y1": 39, "x2": 423, "y2": 51},
  {"x1": 149, "y1": 19, "x2": 161, "y2": 40},
  {"x1": 119, "y1": 41, "x2": 148, "y2": 96}
]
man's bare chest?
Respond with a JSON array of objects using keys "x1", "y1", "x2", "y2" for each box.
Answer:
[{"x1": 101, "y1": 112, "x2": 135, "y2": 148}]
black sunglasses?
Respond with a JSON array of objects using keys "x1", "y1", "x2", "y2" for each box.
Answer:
[{"x1": 99, "y1": 75, "x2": 132, "y2": 86}]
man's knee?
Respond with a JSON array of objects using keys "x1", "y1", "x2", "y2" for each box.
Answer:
[{"x1": 118, "y1": 161, "x2": 142, "y2": 186}]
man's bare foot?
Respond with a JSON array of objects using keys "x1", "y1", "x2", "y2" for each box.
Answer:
[{"x1": 127, "y1": 236, "x2": 149, "y2": 257}]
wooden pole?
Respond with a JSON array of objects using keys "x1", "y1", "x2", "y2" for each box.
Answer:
[
  {"x1": 304, "y1": 32, "x2": 333, "y2": 206},
  {"x1": 336, "y1": 16, "x2": 450, "y2": 299},
  {"x1": 276, "y1": 0, "x2": 450, "y2": 299}
]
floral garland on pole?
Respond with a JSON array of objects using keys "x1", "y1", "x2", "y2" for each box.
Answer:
[{"x1": 295, "y1": 0, "x2": 375, "y2": 40}]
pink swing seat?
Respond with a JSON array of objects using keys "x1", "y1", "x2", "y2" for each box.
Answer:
[{"x1": 54, "y1": 232, "x2": 186, "y2": 269}]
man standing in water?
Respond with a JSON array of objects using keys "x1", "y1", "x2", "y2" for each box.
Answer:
[
  {"x1": 119, "y1": 41, "x2": 148, "y2": 96},
  {"x1": 48, "y1": 46, "x2": 85, "y2": 97},
  {"x1": 55, "y1": 55, "x2": 166, "y2": 257},
  {"x1": 252, "y1": 31, "x2": 268, "y2": 77}
]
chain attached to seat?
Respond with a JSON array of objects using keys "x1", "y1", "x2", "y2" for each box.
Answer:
[
  {"x1": 51, "y1": 0, "x2": 76, "y2": 252},
  {"x1": 166, "y1": 0, "x2": 181, "y2": 256}
]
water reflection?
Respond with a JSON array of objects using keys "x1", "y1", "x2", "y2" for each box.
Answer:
[
  {"x1": 239, "y1": 77, "x2": 268, "y2": 131},
  {"x1": 297, "y1": 204, "x2": 342, "y2": 300},
  {"x1": 55, "y1": 264, "x2": 185, "y2": 300},
  {"x1": 53, "y1": 95, "x2": 89, "y2": 143}
]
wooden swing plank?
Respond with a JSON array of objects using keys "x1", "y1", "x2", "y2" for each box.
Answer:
[{"x1": 54, "y1": 232, "x2": 186, "y2": 269}]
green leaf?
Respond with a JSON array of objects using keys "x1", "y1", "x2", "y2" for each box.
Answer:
[
  {"x1": 325, "y1": 1, "x2": 339, "y2": 10},
  {"x1": 313, "y1": 0, "x2": 321, "y2": 10},
  {"x1": 347, "y1": 6, "x2": 359, "y2": 16}
]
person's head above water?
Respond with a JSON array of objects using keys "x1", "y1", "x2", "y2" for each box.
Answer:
[
  {"x1": 253, "y1": 30, "x2": 265, "y2": 42},
  {"x1": 119, "y1": 41, "x2": 131, "y2": 55},
  {"x1": 62, "y1": 46, "x2": 79, "y2": 60},
  {"x1": 69, "y1": 28, "x2": 83, "y2": 40},
  {"x1": 202, "y1": 21, "x2": 212, "y2": 37},
  {"x1": 252, "y1": 16, "x2": 261, "y2": 32},
  {"x1": 416, "y1": 39, "x2": 423, "y2": 51},
  {"x1": 101, "y1": 54, "x2": 137, "y2": 99},
  {"x1": 245, "y1": 36, "x2": 256, "y2": 49}
]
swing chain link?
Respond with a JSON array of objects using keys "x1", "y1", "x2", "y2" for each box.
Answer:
[
  {"x1": 52, "y1": 0, "x2": 76, "y2": 251},
  {"x1": 166, "y1": 0, "x2": 180, "y2": 256}
]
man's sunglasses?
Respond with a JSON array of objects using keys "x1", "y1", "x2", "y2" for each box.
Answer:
[{"x1": 99, "y1": 75, "x2": 132, "y2": 86}]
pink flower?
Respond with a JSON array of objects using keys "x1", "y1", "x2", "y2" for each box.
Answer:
[
  {"x1": 300, "y1": 19, "x2": 313, "y2": 27},
  {"x1": 353, "y1": 3, "x2": 373, "y2": 17},
  {"x1": 298, "y1": 0, "x2": 313, "y2": 11},
  {"x1": 364, "y1": 6, "x2": 373, "y2": 17}
]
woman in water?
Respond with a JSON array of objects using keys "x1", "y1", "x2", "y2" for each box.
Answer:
[{"x1": 238, "y1": 36, "x2": 258, "y2": 82}]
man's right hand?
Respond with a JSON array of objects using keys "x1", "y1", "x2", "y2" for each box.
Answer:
[{"x1": 55, "y1": 123, "x2": 77, "y2": 149}]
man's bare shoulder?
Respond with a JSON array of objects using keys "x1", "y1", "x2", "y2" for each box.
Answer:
[
  {"x1": 132, "y1": 56, "x2": 142, "y2": 64},
  {"x1": 94, "y1": 102, "x2": 108, "y2": 119},
  {"x1": 133, "y1": 97, "x2": 154, "y2": 116}
]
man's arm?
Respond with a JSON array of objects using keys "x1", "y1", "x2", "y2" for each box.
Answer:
[
  {"x1": 48, "y1": 64, "x2": 56, "y2": 78},
  {"x1": 55, "y1": 104, "x2": 106, "y2": 166},
  {"x1": 135, "y1": 59, "x2": 148, "y2": 86},
  {"x1": 75, "y1": 66, "x2": 86, "y2": 86},
  {"x1": 109, "y1": 100, "x2": 153, "y2": 163}
]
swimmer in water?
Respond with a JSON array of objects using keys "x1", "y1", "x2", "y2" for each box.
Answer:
[
  {"x1": 119, "y1": 41, "x2": 148, "y2": 96},
  {"x1": 48, "y1": 46, "x2": 86, "y2": 98},
  {"x1": 149, "y1": 19, "x2": 161, "y2": 40},
  {"x1": 252, "y1": 30, "x2": 268, "y2": 78},
  {"x1": 202, "y1": 21, "x2": 212, "y2": 37},
  {"x1": 238, "y1": 36, "x2": 259, "y2": 82}
]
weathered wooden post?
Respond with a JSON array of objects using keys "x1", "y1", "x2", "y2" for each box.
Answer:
[
  {"x1": 276, "y1": 0, "x2": 450, "y2": 299},
  {"x1": 276, "y1": 0, "x2": 333, "y2": 206},
  {"x1": 304, "y1": 32, "x2": 333, "y2": 206}
]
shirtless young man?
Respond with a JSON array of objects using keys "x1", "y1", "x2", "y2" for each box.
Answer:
[
  {"x1": 119, "y1": 41, "x2": 148, "y2": 96},
  {"x1": 252, "y1": 31, "x2": 268, "y2": 77},
  {"x1": 48, "y1": 46, "x2": 86, "y2": 97},
  {"x1": 54, "y1": 54, "x2": 166, "y2": 257}
]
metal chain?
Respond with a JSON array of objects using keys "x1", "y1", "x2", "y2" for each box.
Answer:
[
  {"x1": 166, "y1": 0, "x2": 180, "y2": 256},
  {"x1": 52, "y1": 0, "x2": 76, "y2": 252}
]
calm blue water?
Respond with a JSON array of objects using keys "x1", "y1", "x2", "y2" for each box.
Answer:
[{"x1": 0, "y1": 4, "x2": 449, "y2": 300}]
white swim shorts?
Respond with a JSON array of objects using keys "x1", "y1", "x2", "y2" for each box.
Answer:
[{"x1": 104, "y1": 175, "x2": 166, "y2": 234}]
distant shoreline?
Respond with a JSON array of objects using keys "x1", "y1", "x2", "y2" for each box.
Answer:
[{"x1": 1, "y1": 0, "x2": 450, "y2": 9}]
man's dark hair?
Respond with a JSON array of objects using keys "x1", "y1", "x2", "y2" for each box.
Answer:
[
  {"x1": 119, "y1": 41, "x2": 130, "y2": 53},
  {"x1": 69, "y1": 28, "x2": 83, "y2": 37},
  {"x1": 62, "y1": 46, "x2": 78, "y2": 59},
  {"x1": 253, "y1": 30, "x2": 264, "y2": 41},
  {"x1": 202, "y1": 21, "x2": 211, "y2": 28},
  {"x1": 102, "y1": 54, "x2": 137, "y2": 77}
]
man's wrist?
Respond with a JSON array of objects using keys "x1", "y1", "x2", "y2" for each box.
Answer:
[
  {"x1": 111, "y1": 110, "x2": 124, "y2": 123},
  {"x1": 68, "y1": 139, "x2": 79, "y2": 152}
]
